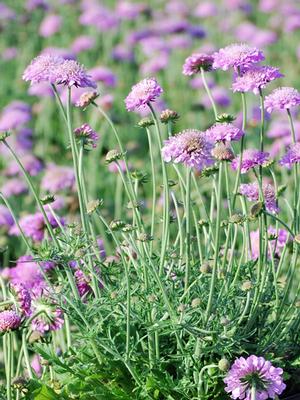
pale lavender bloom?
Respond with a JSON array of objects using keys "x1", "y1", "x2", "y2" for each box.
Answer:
[
  {"x1": 231, "y1": 149, "x2": 269, "y2": 173},
  {"x1": 31, "y1": 294, "x2": 64, "y2": 333},
  {"x1": 88, "y1": 66, "x2": 117, "y2": 87},
  {"x1": 190, "y1": 75, "x2": 215, "y2": 90},
  {"x1": 239, "y1": 182, "x2": 279, "y2": 213},
  {"x1": 74, "y1": 123, "x2": 99, "y2": 148},
  {"x1": 202, "y1": 87, "x2": 231, "y2": 108},
  {"x1": 112, "y1": 44, "x2": 135, "y2": 62},
  {"x1": 31, "y1": 355, "x2": 42, "y2": 377},
  {"x1": 183, "y1": 53, "x2": 214, "y2": 75},
  {"x1": 1, "y1": 178, "x2": 28, "y2": 197},
  {"x1": 264, "y1": 87, "x2": 300, "y2": 113},
  {"x1": 79, "y1": 4, "x2": 119, "y2": 31},
  {"x1": 41, "y1": 47, "x2": 76, "y2": 60},
  {"x1": 41, "y1": 164, "x2": 75, "y2": 193},
  {"x1": 162, "y1": 129, "x2": 214, "y2": 170},
  {"x1": 0, "y1": 104, "x2": 31, "y2": 131},
  {"x1": 10, "y1": 212, "x2": 63, "y2": 242},
  {"x1": 71, "y1": 35, "x2": 95, "y2": 54},
  {"x1": 279, "y1": 143, "x2": 300, "y2": 168},
  {"x1": 74, "y1": 269, "x2": 92, "y2": 297},
  {"x1": 10, "y1": 283, "x2": 32, "y2": 317},
  {"x1": 251, "y1": 227, "x2": 289, "y2": 259},
  {"x1": 168, "y1": 35, "x2": 192, "y2": 50},
  {"x1": 188, "y1": 25, "x2": 206, "y2": 39},
  {"x1": 225, "y1": 355, "x2": 286, "y2": 399},
  {"x1": 6, "y1": 154, "x2": 43, "y2": 177},
  {"x1": 116, "y1": 1, "x2": 147, "y2": 20},
  {"x1": 28, "y1": 82, "x2": 54, "y2": 98},
  {"x1": 7, "y1": 255, "x2": 45, "y2": 291},
  {"x1": 213, "y1": 43, "x2": 264, "y2": 71},
  {"x1": 22, "y1": 54, "x2": 64, "y2": 85},
  {"x1": 53, "y1": 59, "x2": 97, "y2": 88},
  {"x1": 0, "y1": 205, "x2": 14, "y2": 229},
  {"x1": 0, "y1": 310, "x2": 21, "y2": 332},
  {"x1": 125, "y1": 78, "x2": 163, "y2": 112},
  {"x1": 140, "y1": 53, "x2": 169, "y2": 75},
  {"x1": 0, "y1": 3, "x2": 16, "y2": 20},
  {"x1": 205, "y1": 123, "x2": 244, "y2": 143},
  {"x1": 232, "y1": 65, "x2": 283, "y2": 95},
  {"x1": 25, "y1": 0, "x2": 48, "y2": 11},
  {"x1": 2, "y1": 47, "x2": 18, "y2": 61},
  {"x1": 39, "y1": 14, "x2": 62, "y2": 37},
  {"x1": 195, "y1": 2, "x2": 218, "y2": 17},
  {"x1": 139, "y1": 37, "x2": 169, "y2": 58}
]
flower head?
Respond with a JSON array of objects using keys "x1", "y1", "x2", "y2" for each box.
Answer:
[
  {"x1": 74, "y1": 269, "x2": 93, "y2": 297},
  {"x1": 74, "y1": 123, "x2": 99, "y2": 148},
  {"x1": 10, "y1": 283, "x2": 32, "y2": 316},
  {"x1": 205, "y1": 123, "x2": 244, "y2": 143},
  {"x1": 225, "y1": 355, "x2": 286, "y2": 399},
  {"x1": 75, "y1": 91, "x2": 98, "y2": 108},
  {"x1": 0, "y1": 310, "x2": 21, "y2": 333},
  {"x1": 250, "y1": 227, "x2": 289, "y2": 260},
  {"x1": 279, "y1": 142, "x2": 300, "y2": 168},
  {"x1": 232, "y1": 65, "x2": 283, "y2": 95},
  {"x1": 239, "y1": 182, "x2": 279, "y2": 213},
  {"x1": 231, "y1": 149, "x2": 269, "y2": 173},
  {"x1": 264, "y1": 87, "x2": 300, "y2": 113},
  {"x1": 125, "y1": 78, "x2": 163, "y2": 112},
  {"x1": 31, "y1": 293, "x2": 64, "y2": 333},
  {"x1": 182, "y1": 53, "x2": 214, "y2": 75},
  {"x1": 22, "y1": 54, "x2": 64, "y2": 85},
  {"x1": 213, "y1": 43, "x2": 264, "y2": 71},
  {"x1": 41, "y1": 164, "x2": 75, "y2": 193},
  {"x1": 53, "y1": 59, "x2": 97, "y2": 88},
  {"x1": 162, "y1": 129, "x2": 214, "y2": 170}
]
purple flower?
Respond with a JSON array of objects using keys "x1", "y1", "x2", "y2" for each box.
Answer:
[
  {"x1": 74, "y1": 123, "x2": 99, "y2": 148},
  {"x1": 239, "y1": 182, "x2": 279, "y2": 213},
  {"x1": 7, "y1": 255, "x2": 45, "y2": 291},
  {"x1": 53, "y1": 59, "x2": 97, "y2": 88},
  {"x1": 22, "y1": 54, "x2": 64, "y2": 86},
  {"x1": 182, "y1": 53, "x2": 214, "y2": 75},
  {"x1": 0, "y1": 205, "x2": 14, "y2": 229},
  {"x1": 279, "y1": 142, "x2": 300, "y2": 168},
  {"x1": 39, "y1": 14, "x2": 62, "y2": 38},
  {"x1": 0, "y1": 107, "x2": 31, "y2": 131},
  {"x1": 10, "y1": 283, "x2": 32, "y2": 317},
  {"x1": 0, "y1": 310, "x2": 21, "y2": 332},
  {"x1": 202, "y1": 87, "x2": 231, "y2": 108},
  {"x1": 71, "y1": 35, "x2": 95, "y2": 54},
  {"x1": 140, "y1": 53, "x2": 169, "y2": 75},
  {"x1": 6, "y1": 154, "x2": 43, "y2": 177},
  {"x1": 225, "y1": 355, "x2": 286, "y2": 399},
  {"x1": 231, "y1": 149, "x2": 270, "y2": 173},
  {"x1": 264, "y1": 87, "x2": 300, "y2": 113},
  {"x1": 31, "y1": 294, "x2": 64, "y2": 333},
  {"x1": 74, "y1": 269, "x2": 92, "y2": 297},
  {"x1": 232, "y1": 65, "x2": 283, "y2": 95},
  {"x1": 10, "y1": 212, "x2": 63, "y2": 242},
  {"x1": 250, "y1": 227, "x2": 289, "y2": 260},
  {"x1": 41, "y1": 164, "x2": 75, "y2": 192},
  {"x1": 205, "y1": 123, "x2": 244, "y2": 143},
  {"x1": 162, "y1": 129, "x2": 214, "y2": 170},
  {"x1": 88, "y1": 66, "x2": 117, "y2": 87},
  {"x1": 213, "y1": 43, "x2": 264, "y2": 71},
  {"x1": 1, "y1": 178, "x2": 28, "y2": 198},
  {"x1": 125, "y1": 78, "x2": 163, "y2": 112}
]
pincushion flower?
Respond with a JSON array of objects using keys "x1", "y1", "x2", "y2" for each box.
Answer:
[
  {"x1": 75, "y1": 269, "x2": 93, "y2": 297},
  {"x1": 125, "y1": 78, "x2": 163, "y2": 112},
  {"x1": 41, "y1": 164, "x2": 75, "y2": 192},
  {"x1": 1, "y1": 178, "x2": 28, "y2": 197},
  {"x1": 10, "y1": 283, "x2": 32, "y2": 317},
  {"x1": 224, "y1": 355, "x2": 286, "y2": 399},
  {"x1": 264, "y1": 87, "x2": 300, "y2": 113},
  {"x1": 232, "y1": 65, "x2": 283, "y2": 95},
  {"x1": 250, "y1": 227, "x2": 289, "y2": 259},
  {"x1": 53, "y1": 59, "x2": 97, "y2": 88},
  {"x1": 239, "y1": 182, "x2": 279, "y2": 213},
  {"x1": 0, "y1": 310, "x2": 21, "y2": 333},
  {"x1": 231, "y1": 149, "x2": 270, "y2": 173},
  {"x1": 213, "y1": 43, "x2": 264, "y2": 71},
  {"x1": 31, "y1": 294, "x2": 64, "y2": 334},
  {"x1": 161, "y1": 129, "x2": 214, "y2": 170},
  {"x1": 205, "y1": 123, "x2": 244, "y2": 143},
  {"x1": 182, "y1": 53, "x2": 214, "y2": 75},
  {"x1": 74, "y1": 123, "x2": 99, "y2": 148},
  {"x1": 0, "y1": 205, "x2": 14, "y2": 229},
  {"x1": 22, "y1": 54, "x2": 64, "y2": 85},
  {"x1": 6, "y1": 255, "x2": 45, "y2": 291},
  {"x1": 279, "y1": 142, "x2": 300, "y2": 168}
]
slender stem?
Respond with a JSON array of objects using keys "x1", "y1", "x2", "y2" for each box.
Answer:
[
  {"x1": 184, "y1": 168, "x2": 192, "y2": 294},
  {"x1": 22, "y1": 330, "x2": 33, "y2": 379},
  {"x1": 205, "y1": 162, "x2": 223, "y2": 322},
  {"x1": 287, "y1": 108, "x2": 298, "y2": 231},
  {"x1": 251, "y1": 384, "x2": 256, "y2": 400},
  {"x1": 146, "y1": 127, "x2": 157, "y2": 254},
  {"x1": 6, "y1": 333, "x2": 12, "y2": 400},
  {"x1": 201, "y1": 68, "x2": 217, "y2": 119}
]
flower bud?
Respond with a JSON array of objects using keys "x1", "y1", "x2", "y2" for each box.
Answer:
[
  {"x1": 160, "y1": 109, "x2": 180, "y2": 124},
  {"x1": 105, "y1": 149, "x2": 123, "y2": 163},
  {"x1": 215, "y1": 113, "x2": 236, "y2": 123},
  {"x1": 218, "y1": 358, "x2": 230, "y2": 371},
  {"x1": 137, "y1": 117, "x2": 154, "y2": 128}
]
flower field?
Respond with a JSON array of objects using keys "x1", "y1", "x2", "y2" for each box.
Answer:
[{"x1": 1, "y1": 0, "x2": 300, "y2": 399}]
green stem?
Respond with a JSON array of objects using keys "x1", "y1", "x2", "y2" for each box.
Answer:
[
  {"x1": 201, "y1": 68, "x2": 218, "y2": 119},
  {"x1": 146, "y1": 127, "x2": 157, "y2": 254},
  {"x1": 6, "y1": 333, "x2": 12, "y2": 400},
  {"x1": 184, "y1": 168, "x2": 192, "y2": 294},
  {"x1": 22, "y1": 330, "x2": 33, "y2": 379}
]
